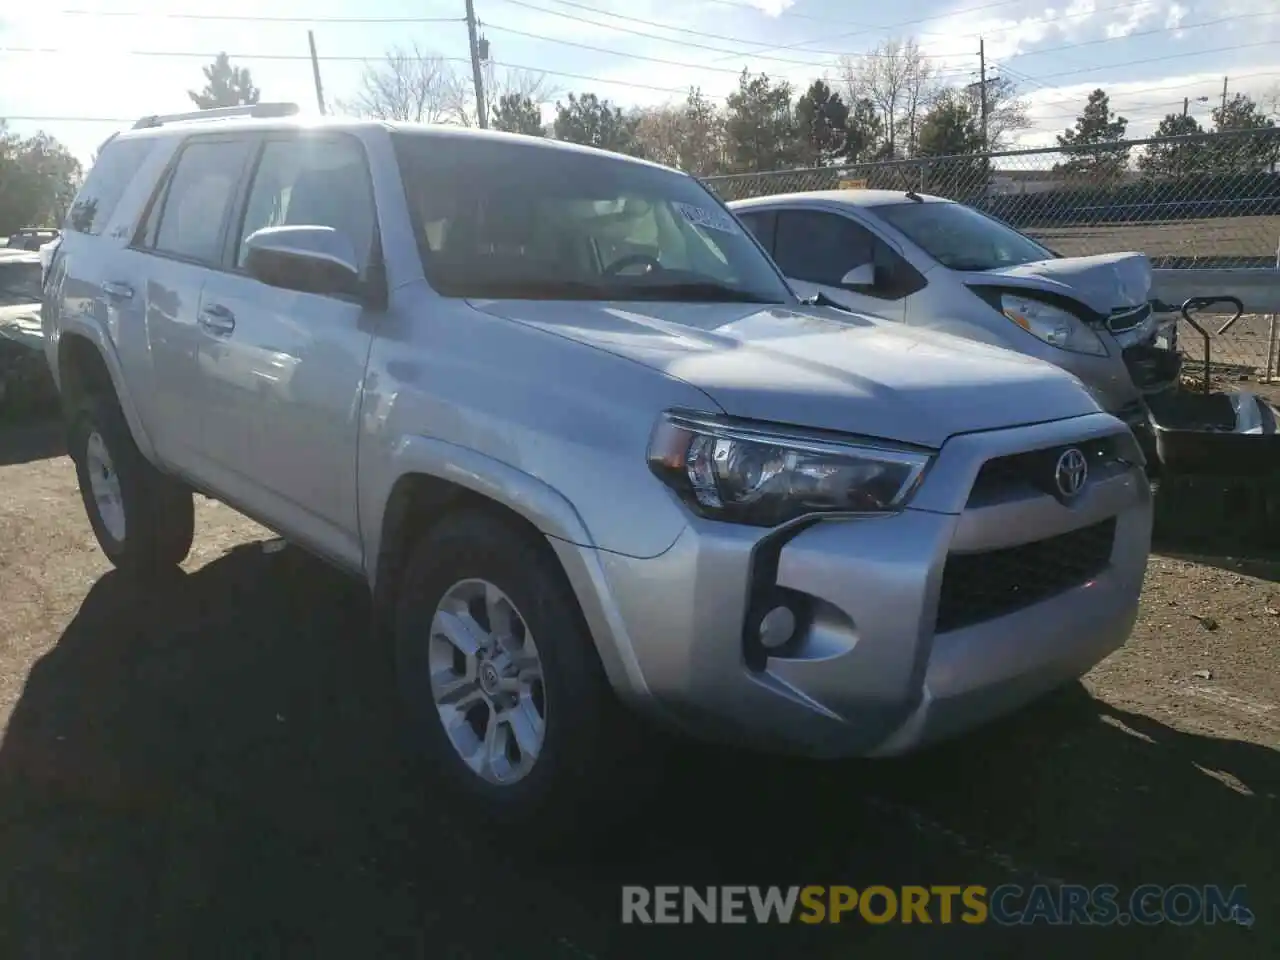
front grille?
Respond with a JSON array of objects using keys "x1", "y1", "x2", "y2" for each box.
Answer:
[
  {"x1": 968, "y1": 437, "x2": 1119, "y2": 505},
  {"x1": 1108, "y1": 302, "x2": 1152, "y2": 332},
  {"x1": 935, "y1": 518, "x2": 1116, "y2": 633}
]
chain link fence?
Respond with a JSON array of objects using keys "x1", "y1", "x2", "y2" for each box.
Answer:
[{"x1": 703, "y1": 128, "x2": 1280, "y2": 381}]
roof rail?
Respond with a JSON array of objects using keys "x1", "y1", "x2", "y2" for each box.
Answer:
[{"x1": 132, "y1": 102, "x2": 300, "y2": 130}]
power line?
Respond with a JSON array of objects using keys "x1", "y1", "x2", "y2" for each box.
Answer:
[
  {"x1": 1026, "y1": 40, "x2": 1279, "y2": 83},
  {"x1": 482, "y1": 20, "x2": 973, "y2": 82},
  {"x1": 721, "y1": 0, "x2": 1183, "y2": 64},
  {"x1": 53, "y1": 9, "x2": 465, "y2": 24},
  {"x1": 483, "y1": 21, "x2": 800, "y2": 73},
  {"x1": 1004, "y1": 11, "x2": 1279, "y2": 62},
  {"x1": 497, "y1": 0, "x2": 895, "y2": 52},
  {"x1": 0, "y1": 47, "x2": 691, "y2": 94},
  {"x1": 488, "y1": 0, "x2": 967, "y2": 63},
  {"x1": 693, "y1": 0, "x2": 888, "y2": 28}
]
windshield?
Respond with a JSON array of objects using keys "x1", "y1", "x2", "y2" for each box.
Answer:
[
  {"x1": 868, "y1": 201, "x2": 1055, "y2": 271},
  {"x1": 392, "y1": 133, "x2": 792, "y2": 303}
]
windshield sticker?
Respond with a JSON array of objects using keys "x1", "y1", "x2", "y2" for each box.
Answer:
[{"x1": 673, "y1": 202, "x2": 741, "y2": 235}]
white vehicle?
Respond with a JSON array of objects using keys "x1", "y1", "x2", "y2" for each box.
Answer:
[{"x1": 730, "y1": 191, "x2": 1178, "y2": 435}]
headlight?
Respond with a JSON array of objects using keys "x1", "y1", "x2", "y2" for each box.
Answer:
[
  {"x1": 647, "y1": 411, "x2": 932, "y2": 527},
  {"x1": 1000, "y1": 293, "x2": 1107, "y2": 356}
]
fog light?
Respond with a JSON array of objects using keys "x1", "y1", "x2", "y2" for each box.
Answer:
[{"x1": 758, "y1": 605, "x2": 797, "y2": 650}]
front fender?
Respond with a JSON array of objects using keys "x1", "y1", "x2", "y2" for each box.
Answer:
[{"x1": 365, "y1": 434, "x2": 655, "y2": 700}]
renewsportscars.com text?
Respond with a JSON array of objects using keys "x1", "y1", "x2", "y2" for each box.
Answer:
[{"x1": 621, "y1": 884, "x2": 1254, "y2": 927}]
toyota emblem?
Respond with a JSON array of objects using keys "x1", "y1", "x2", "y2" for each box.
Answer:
[{"x1": 1054, "y1": 448, "x2": 1088, "y2": 499}]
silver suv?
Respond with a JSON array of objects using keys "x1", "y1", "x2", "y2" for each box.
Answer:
[{"x1": 43, "y1": 104, "x2": 1152, "y2": 828}]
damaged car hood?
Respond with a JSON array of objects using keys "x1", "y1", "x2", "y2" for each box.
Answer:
[{"x1": 966, "y1": 251, "x2": 1152, "y2": 314}]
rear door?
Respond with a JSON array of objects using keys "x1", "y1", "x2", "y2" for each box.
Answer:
[
  {"x1": 193, "y1": 131, "x2": 379, "y2": 569},
  {"x1": 119, "y1": 135, "x2": 256, "y2": 477}
]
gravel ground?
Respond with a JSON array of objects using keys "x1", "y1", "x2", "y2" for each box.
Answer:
[{"x1": 0, "y1": 421, "x2": 1276, "y2": 959}]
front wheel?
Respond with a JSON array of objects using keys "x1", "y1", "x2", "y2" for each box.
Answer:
[
  {"x1": 394, "y1": 510, "x2": 643, "y2": 834},
  {"x1": 70, "y1": 392, "x2": 194, "y2": 577}
]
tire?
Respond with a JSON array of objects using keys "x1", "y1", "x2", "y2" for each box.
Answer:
[
  {"x1": 69, "y1": 390, "x2": 194, "y2": 577},
  {"x1": 394, "y1": 509, "x2": 642, "y2": 836}
]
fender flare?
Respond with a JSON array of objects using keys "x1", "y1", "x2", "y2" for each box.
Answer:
[
  {"x1": 371, "y1": 435, "x2": 653, "y2": 701},
  {"x1": 377, "y1": 434, "x2": 596, "y2": 549},
  {"x1": 57, "y1": 318, "x2": 160, "y2": 464}
]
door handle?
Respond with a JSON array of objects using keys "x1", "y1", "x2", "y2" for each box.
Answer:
[
  {"x1": 198, "y1": 303, "x2": 236, "y2": 336},
  {"x1": 100, "y1": 280, "x2": 134, "y2": 301}
]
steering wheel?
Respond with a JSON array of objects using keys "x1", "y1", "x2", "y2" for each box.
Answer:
[{"x1": 602, "y1": 254, "x2": 661, "y2": 277}]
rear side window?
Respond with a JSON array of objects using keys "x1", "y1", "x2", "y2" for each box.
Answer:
[
  {"x1": 149, "y1": 139, "x2": 252, "y2": 265},
  {"x1": 66, "y1": 137, "x2": 156, "y2": 236}
]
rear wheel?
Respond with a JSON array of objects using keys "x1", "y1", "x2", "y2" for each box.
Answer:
[{"x1": 70, "y1": 392, "x2": 194, "y2": 577}]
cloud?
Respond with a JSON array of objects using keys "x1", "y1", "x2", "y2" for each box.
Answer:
[
  {"x1": 740, "y1": 0, "x2": 798, "y2": 15},
  {"x1": 1016, "y1": 63, "x2": 1280, "y2": 147},
  {"x1": 1103, "y1": 0, "x2": 1160, "y2": 39}
]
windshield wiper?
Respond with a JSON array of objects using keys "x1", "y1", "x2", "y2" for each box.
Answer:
[{"x1": 617, "y1": 280, "x2": 783, "y2": 304}]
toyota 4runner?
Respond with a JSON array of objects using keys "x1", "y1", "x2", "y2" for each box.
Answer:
[{"x1": 43, "y1": 103, "x2": 1153, "y2": 827}]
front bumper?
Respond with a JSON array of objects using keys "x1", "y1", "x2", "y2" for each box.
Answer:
[{"x1": 562, "y1": 412, "x2": 1152, "y2": 759}]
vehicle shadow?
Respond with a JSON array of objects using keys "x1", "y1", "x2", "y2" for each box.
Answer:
[
  {"x1": 1156, "y1": 547, "x2": 1280, "y2": 584},
  {"x1": 0, "y1": 417, "x2": 64, "y2": 467},
  {"x1": 0, "y1": 543, "x2": 1273, "y2": 959}
]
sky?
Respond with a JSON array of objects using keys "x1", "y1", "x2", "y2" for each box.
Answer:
[{"x1": 1, "y1": 0, "x2": 1278, "y2": 164}]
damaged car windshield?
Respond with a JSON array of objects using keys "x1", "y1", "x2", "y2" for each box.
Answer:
[
  {"x1": 392, "y1": 132, "x2": 792, "y2": 304},
  {"x1": 868, "y1": 200, "x2": 1056, "y2": 271}
]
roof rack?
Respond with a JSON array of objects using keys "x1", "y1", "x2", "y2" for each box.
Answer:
[{"x1": 132, "y1": 102, "x2": 300, "y2": 130}]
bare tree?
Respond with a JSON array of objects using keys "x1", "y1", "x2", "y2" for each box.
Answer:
[
  {"x1": 630, "y1": 103, "x2": 684, "y2": 167},
  {"x1": 1263, "y1": 82, "x2": 1280, "y2": 121},
  {"x1": 337, "y1": 43, "x2": 461, "y2": 123},
  {"x1": 680, "y1": 87, "x2": 727, "y2": 175},
  {"x1": 840, "y1": 39, "x2": 915, "y2": 157},
  {"x1": 901, "y1": 43, "x2": 940, "y2": 156},
  {"x1": 841, "y1": 38, "x2": 940, "y2": 157},
  {"x1": 627, "y1": 89, "x2": 726, "y2": 173},
  {"x1": 965, "y1": 75, "x2": 1031, "y2": 151},
  {"x1": 448, "y1": 64, "x2": 561, "y2": 127}
]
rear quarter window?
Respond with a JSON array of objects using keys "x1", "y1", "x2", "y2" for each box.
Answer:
[{"x1": 66, "y1": 137, "x2": 157, "y2": 236}]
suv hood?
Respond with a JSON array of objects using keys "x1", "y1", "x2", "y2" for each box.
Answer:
[
  {"x1": 965, "y1": 251, "x2": 1151, "y2": 314},
  {"x1": 467, "y1": 299, "x2": 1101, "y2": 448}
]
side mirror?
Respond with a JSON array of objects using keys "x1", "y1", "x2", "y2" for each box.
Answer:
[
  {"x1": 839, "y1": 263, "x2": 876, "y2": 288},
  {"x1": 244, "y1": 225, "x2": 362, "y2": 298}
]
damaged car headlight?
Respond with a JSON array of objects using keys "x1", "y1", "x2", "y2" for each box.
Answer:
[
  {"x1": 1000, "y1": 293, "x2": 1108, "y2": 357},
  {"x1": 647, "y1": 411, "x2": 932, "y2": 527}
]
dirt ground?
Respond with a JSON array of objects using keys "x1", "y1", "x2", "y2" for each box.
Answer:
[{"x1": 0, "y1": 420, "x2": 1276, "y2": 959}]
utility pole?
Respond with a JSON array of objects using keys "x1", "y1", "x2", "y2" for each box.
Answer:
[
  {"x1": 308, "y1": 31, "x2": 326, "y2": 116},
  {"x1": 465, "y1": 0, "x2": 488, "y2": 129},
  {"x1": 1221, "y1": 75, "x2": 1229, "y2": 115},
  {"x1": 978, "y1": 37, "x2": 989, "y2": 152},
  {"x1": 1182, "y1": 96, "x2": 1190, "y2": 119}
]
